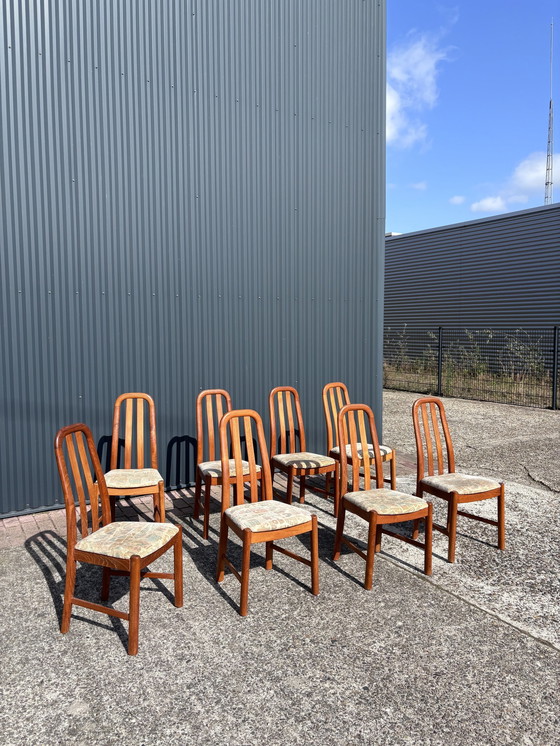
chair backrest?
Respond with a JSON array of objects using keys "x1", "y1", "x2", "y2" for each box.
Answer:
[
  {"x1": 269, "y1": 386, "x2": 306, "y2": 457},
  {"x1": 322, "y1": 381, "x2": 351, "y2": 452},
  {"x1": 196, "y1": 389, "x2": 233, "y2": 465},
  {"x1": 55, "y1": 423, "x2": 112, "y2": 545},
  {"x1": 219, "y1": 409, "x2": 272, "y2": 509},
  {"x1": 337, "y1": 404, "x2": 384, "y2": 495},
  {"x1": 412, "y1": 396, "x2": 455, "y2": 481},
  {"x1": 110, "y1": 393, "x2": 158, "y2": 471}
]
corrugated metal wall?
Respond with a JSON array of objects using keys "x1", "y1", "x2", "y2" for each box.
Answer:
[
  {"x1": 385, "y1": 204, "x2": 560, "y2": 328},
  {"x1": 0, "y1": 0, "x2": 386, "y2": 516}
]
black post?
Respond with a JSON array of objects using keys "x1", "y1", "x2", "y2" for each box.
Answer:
[
  {"x1": 437, "y1": 326, "x2": 443, "y2": 396},
  {"x1": 553, "y1": 325, "x2": 559, "y2": 410}
]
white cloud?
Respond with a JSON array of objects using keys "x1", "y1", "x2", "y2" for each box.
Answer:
[
  {"x1": 471, "y1": 196, "x2": 506, "y2": 213},
  {"x1": 449, "y1": 195, "x2": 465, "y2": 205},
  {"x1": 410, "y1": 181, "x2": 428, "y2": 191},
  {"x1": 387, "y1": 33, "x2": 450, "y2": 149},
  {"x1": 470, "y1": 152, "x2": 546, "y2": 214}
]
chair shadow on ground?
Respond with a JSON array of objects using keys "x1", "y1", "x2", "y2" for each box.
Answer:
[{"x1": 24, "y1": 529, "x2": 177, "y2": 653}]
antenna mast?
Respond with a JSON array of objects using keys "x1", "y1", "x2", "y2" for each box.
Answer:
[{"x1": 545, "y1": 19, "x2": 554, "y2": 204}]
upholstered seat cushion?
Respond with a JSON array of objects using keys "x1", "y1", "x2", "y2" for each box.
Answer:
[
  {"x1": 104, "y1": 468, "x2": 163, "y2": 489},
  {"x1": 272, "y1": 452, "x2": 336, "y2": 469},
  {"x1": 75, "y1": 521, "x2": 179, "y2": 559},
  {"x1": 344, "y1": 488, "x2": 428, "y2": 515},
  {"x1": 331, "y1": 443, "x2": 393, "y2": 459},
  {"x1": 198, "y1": 459, "x2": 257, "y2": 478},
  {"x1": 420, "y1": 472, "x2": 501, "y2": 495},
  {"x1": 225, "y1": 499, "x2": 311, "y2": 532}
]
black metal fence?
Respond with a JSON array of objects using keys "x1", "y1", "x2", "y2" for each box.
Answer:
[{"x1": 383, "y1": 326, "x2": 560, "y2": 409}]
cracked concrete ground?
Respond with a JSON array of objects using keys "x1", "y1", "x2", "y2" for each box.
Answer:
[{"x1": 1, "y1": 391, "x2": 559, "y2": 745}]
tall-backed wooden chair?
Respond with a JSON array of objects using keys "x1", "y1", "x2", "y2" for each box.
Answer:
[
  {"x1": 104, "y1": 393, "x2": 166, "y2": 522},
  {"x1": 412, "y1": 396, "x2": 505, "y2": 563},
  {"x1": 332, "y1": 404, "x2": 432, "y2": 589},
  {"x1": 54, "y1": 423, "x2": 183, "y2": 655},
  {"x1": 216, "y1": 409, "x2": 319, "y2": 616},
  {"x1": 269, "y1": 386, "x2": 336, "y2": 507},
  {"x1": 195, "y1": 389, "x2": 262, "y2": 540},
  {"x1": 323, "y1": 382, "x2": 397, "y2": 515}
]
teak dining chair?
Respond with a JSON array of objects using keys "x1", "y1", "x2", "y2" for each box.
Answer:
[
  {"x1": 216, "y1": 409, "x2": 319, "y2": 616},
  {"x1": 323, "y1": 382, "x2": 396, "y2": 515},
  {"x1": 54, "y1": 423, "x2": 183, "y2": 655},
  {"x1": 105, "y1": 393, "x2": 166, "y2": 522},
  {"x1": 269, "y1": 386, "x2": 336, "y2": 507},
  {"x1": 412, "y1": 396, "x2": 505, "y2": 563},
  {"x1": 195, "y1": 389, "x2": 263, "y2": 540},
  {"x1": 332, "y1": 404, "x2": 432, "y2": 589}
]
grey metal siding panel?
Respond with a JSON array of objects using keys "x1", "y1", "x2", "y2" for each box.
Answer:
[
  {"x1": 385, "y1": 205, "x2": 560, "y2": 328},
  {"x1": 0, "y1": 0, "x2": 385, "y2": 516}
]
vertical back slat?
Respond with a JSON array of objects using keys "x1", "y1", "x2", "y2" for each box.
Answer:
[
  {"x1": 206, "y1": 395, "x2": 216, "y2": 461},
  {"x1": 430, "y1": 402, "x2": 444, "y2": 474},
  {"x1": 244, "y1": 416, "x2": 259, "y2": 501},
  {"x1": 76, "y1": 431, "x2": 99, "y2": 532},
  {"x1": 231, "y1": 417, "x2": 245, "y2": 502},
  {"x1": 67, "y1": 434, "x2": 90, "y2": 538},
  {"x1": 124, "y1": 399, "x2": 133, "y2": 468},
  {"x1": 286, "y1": 391, "x2": 296, "y2": 453},
  {"x1": 136, "y1": 399, "x2": 145, "y2": 468},
  {"x1": 357, "y1": 409, "x2": 371, "y2": 490},
  {"x1": 421, "y1": 404, "x2": 433, "y2": 475},
  {"x1": 278, "y1": 391, "x2": 287, "y2": 453}
]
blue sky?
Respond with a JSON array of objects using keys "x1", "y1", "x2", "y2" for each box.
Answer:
[{"x1": 386, "y1": 1, "x2": 559, "y2": 234}]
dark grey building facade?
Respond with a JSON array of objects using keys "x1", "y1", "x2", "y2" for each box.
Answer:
[
  {"x1": 385, "y1": 204, "x2": 560, "y2": 328},
  {"x1": 1, "y1": 1, "x2": 386, "y2": 516}
]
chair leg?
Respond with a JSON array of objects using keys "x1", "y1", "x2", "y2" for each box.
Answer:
[
  {"x1": 424, "y1": 503, "x2": 433, "y2": 576},
  {"x1": 299, "y1": 475, "x2": 306, "y2": 504},
  {"x1": 364, "y1": 513, "x2": 378, "y2": 590},
  {"x1": 174, "y1": 529, "x2": 184, "y2": 607},
  {"x1": 310, "y1": 514, "x2": 319, "y2": 595},
  {"x1": 332, "y1": 502, "x2": 346, "y2": 561},
  {"x1": 216, "y1": 514, "x2": 229, "y2": 582},
  {"x1": 194, "y1": 469, "x2": 202, "y2": 520},
  {"x1": 498, "y1": 483, "x2": 506, "y2": 550},
  {"x1": 203, "y1": 477, "x2": 212, "y2": 540},
  {"x1": 411, "y1": 519, "x2": 420, "y2": 541},
  {"x1": 286, "y1": 469, "x2": 294, "y2": 504},
  {"x1": 390, "y1": 451, "x2": 397, "y2": 490},
  {"x1": 334, "y1": 462, "x2": 340, "y2": 517},
  {"x1": 447, "y1": 494, "x2": 458, "y2": 563},
  {"x1": 324, "y1": 472, "x2": 331, "y2": 501},
  {"x1": 154, "y1": 481, "x2": 165, "y2": 522},
  {"x1": 265, "y1": 541, "x2": 273, "y2": 570},
  {"x1": 61, "y1": 559, "x2": 77, "y2": 633},
  {"x1": 109, "y1": 495, "x2": 117, "y2": 523},
  {"x1": 128, "y1": 555, "x2": 141, "y2": 656},
  {"x1": 239, "y1": 528, "x2": 252, "y2": 616},
  {"x1": 101, "y1": 567, "x2": 111, "y2": 601},
  {"x1": 375, "y1": 524, "x2": 383, "y2": 553}
]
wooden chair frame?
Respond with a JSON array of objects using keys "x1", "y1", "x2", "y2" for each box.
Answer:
[
  {"x1": 55, "y1": 423, "x2": 183, "y2": 655},
  {"x1": 215, "y1": 409, "x2": 319, "y2": 616},
  {"x1": 107, "y1": 392, "x2": 165, "y2": 522},
  {"x1": 269, "y1": 386, "x2": 336, "y2": 506},
  {"x1": 322, "y1": 382, "x2": 396, "y2": 515},
  {"x1": 194, "y1": 389, "x2": 263, "y2": 539},
  {"x1": 332, "y1": 404, "x2": 432, "y2": 589},
  {"x1": 412, "y1": 396, "x2": 505, "y2": 563}
]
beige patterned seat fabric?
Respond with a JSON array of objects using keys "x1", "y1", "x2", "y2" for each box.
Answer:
[
  {"x1": 225, "y1": 499, "x2": 311, "y2": 532},
  {"x1": 75, "y1": 521, "x2": 179, "y2": 559},
  {"x1": 199, "y1": 459, "x2": 257, "y2": 478},
  {"x1": 331, "y1": 443, "x2": 393, "y2": 459},
  {"x1": 420, "y1": 472, "x2": 501, "y2": 495},
  {"x1": 104, "y1": 468, "x2": 163, "y2": 489},
  {"x1": 345, "y1": 488, "x2": 428, "y2": 515},
  {"x1": 273, "y1": 451, "x2": 335, "y2": 469}
]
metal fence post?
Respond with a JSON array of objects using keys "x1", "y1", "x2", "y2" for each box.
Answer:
[
  {"x1": 553, "y1": 325, "x2": 559, "y2": 410},
  {"x1": 437, "y1": 326, "x2": 443, "y2": 396}
]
